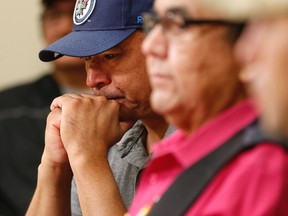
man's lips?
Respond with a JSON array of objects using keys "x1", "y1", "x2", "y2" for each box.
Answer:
[
  {"x1": 92, "y1": 91, "x2": 124, "y2": 99},
  {"x1": 150, "y1": 73, "x2": 171, "y2": 86},
  {"x1": 112, "y1": 97, "x2": 126, "y2": 103},
  {"x1": 97, "y1": 96, "x2": 125, "y2": 104},
  {"x1": 90, "y1": 89, "x2": 126, "y2": 103}
]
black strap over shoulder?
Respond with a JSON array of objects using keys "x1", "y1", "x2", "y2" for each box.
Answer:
[{"x1": 147, "y1": 121, "x2": 287, "y2": 216}]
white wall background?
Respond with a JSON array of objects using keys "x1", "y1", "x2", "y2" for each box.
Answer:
[{"x1": 0, "y1": 0, "x2": 51, "y2": 91}]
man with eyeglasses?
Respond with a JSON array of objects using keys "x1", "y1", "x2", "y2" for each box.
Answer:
[
  {"x1": 127, "y1": 0, "x2": 288, "y2": 215},
  {"x1": 204, "y1": 0, "x2": 288, "y2": 141}
]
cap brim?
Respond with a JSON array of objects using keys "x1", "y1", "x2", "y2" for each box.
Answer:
[
  {"x1": 39, "y1": 28, "x2": 137, "y2": 62},
  {"x1": 203, "y1": 0, "x2": 288, "y2": 21}
]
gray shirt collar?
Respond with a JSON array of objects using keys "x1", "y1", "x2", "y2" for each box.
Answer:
[{"x1": 115, "y1": 121, "x2": 176, "y2": 168}]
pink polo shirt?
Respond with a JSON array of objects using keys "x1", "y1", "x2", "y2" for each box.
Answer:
[{"x1": 129, "y1": 100, "x2": 288, "y2": 216}]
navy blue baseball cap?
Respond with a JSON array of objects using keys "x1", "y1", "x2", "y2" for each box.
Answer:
[{"x1": 39, "y1": 0, "x2": 153, "y2": 62}]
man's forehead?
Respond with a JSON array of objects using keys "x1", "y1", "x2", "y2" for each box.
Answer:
[
  {"x1": 203, "y1": 0, "x2": 288, "y2": 21},
  {"x1": 248, "y1": 14, "x2": 288, "y2": 29},
  {"x1": 43, "y1": 0, "x2": 75, "y2": 8},
  {"x1": 153, "y1": 0, "x2": 217, "y2": 18},
  {"x1": 154, "y1": 0, "x2": 192, "y2": 13}
]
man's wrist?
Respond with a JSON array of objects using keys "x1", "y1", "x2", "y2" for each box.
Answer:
[{"x1": 37, "y1": 162, "x2": 73, "y2": 196}]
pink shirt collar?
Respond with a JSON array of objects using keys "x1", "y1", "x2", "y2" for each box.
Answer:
[{"x1": 152, "y1": 99, "x2": 259, "y2": 168}]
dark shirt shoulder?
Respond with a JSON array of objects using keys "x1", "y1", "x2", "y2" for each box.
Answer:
[
  {"x1": 0, "y1": 74, "x2": 60, "y2": 109},
  {"x1": 0, "y1": 73, "x2": 60, "y2": 216}
]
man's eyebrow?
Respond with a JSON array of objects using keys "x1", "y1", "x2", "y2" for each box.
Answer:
[
  {"x1": 152, "y1": 7, "x2": 188, "y2": 16},
  {"x1": 101, "y1": 44, "x2": 124, "y2": 54},
  {"x1": 166, "y1": 7, "x2": 188, "y2": 16}
]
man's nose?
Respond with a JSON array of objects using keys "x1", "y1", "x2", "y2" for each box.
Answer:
[
  {"x1": 142, "y1": 26, "x2": 168, "y2": 59},
  {"x1": 85, "y1": 60, "x2": 112, "y2": 89},
  {"x1": 234, "y1": 22, "x2": 262, "y2": 65}
]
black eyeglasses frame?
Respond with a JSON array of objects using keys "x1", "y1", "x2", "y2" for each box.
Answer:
[{"x1": 142, "y1": 10, "x2": 245, "y2": 35}]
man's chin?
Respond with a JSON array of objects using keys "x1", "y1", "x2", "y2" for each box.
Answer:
[
  {"x1": 119, "y1": 115, "x2": 137, "y2": 123},
  {"x1": 118, "y1": 106, "x2": 138, "y2": 121}
]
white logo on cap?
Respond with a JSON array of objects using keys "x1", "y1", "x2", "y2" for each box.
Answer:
[{"x1": 73, "y1": 0, "x2": 96, "y2": 25}]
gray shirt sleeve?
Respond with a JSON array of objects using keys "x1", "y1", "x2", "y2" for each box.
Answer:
[
  {"x1": 70, "y1": 122, "x2": 176, "y2": 215},
  {"x1": 71, "y1": 178, "x2": 82, "y2": 216}
]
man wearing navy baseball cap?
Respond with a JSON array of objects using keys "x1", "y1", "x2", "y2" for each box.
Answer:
[
  {"x1": 39, "y1": 0, "x2": 151, "y2": 61},
  {"x1": 27, "y1": 0, "x2": 176, "y2": 215}
]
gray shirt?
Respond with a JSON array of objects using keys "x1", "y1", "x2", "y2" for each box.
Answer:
[{"x1": 71, "y1": 121, "x2": 176, "y2": 215}]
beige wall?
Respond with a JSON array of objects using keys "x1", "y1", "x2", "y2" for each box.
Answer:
[{"x1": 0, "y1": 0, "x2": 51, "y2": 91}]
